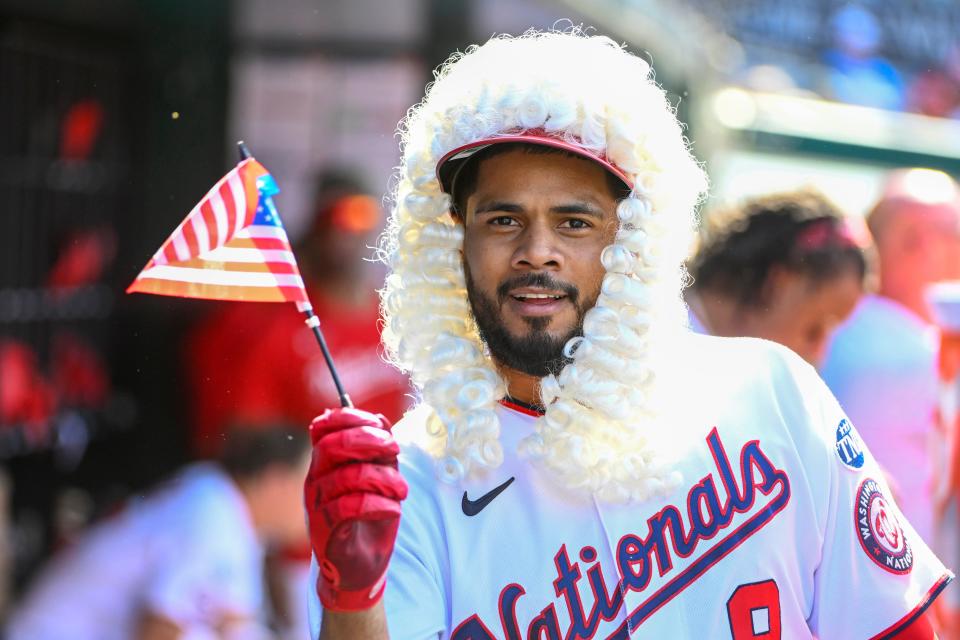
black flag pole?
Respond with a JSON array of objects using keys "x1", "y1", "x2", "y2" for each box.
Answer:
[
  {"x1": 237, "y1": 141, "x2": 353, "y2": 408},
  {"x1": 301, "y1": 310, "x2": 354, "y2": 409}
]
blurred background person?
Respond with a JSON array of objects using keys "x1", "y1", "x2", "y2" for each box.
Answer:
[
  {"x1": 823, "y1": 4, "x2": 905, "y2": 111},
  {"x1": 820, "y1": 168, "x2": 960, "y2": 635},
  {"x1": 908, "y1": 45, "x2": 960, "y2": 119},
  {"x1": 185, "y1": 168, "x2": 411, "y2": 458},
  {"x1": 228, "y1": 168, "x2": 410, "y2": 427},
  {"x1": 6, "y1": 424, "x2": 310, "y2": 640},
  {"x1": 686, "y1": 189, "x2": 869, "y2": 365},
  {"x1": 822, "y1": 168, "x2": 960, "y2": 537}
]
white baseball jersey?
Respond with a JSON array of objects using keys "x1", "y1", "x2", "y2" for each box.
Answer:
[{"x1": 309, "y1": 334, "x2": 952, "y2": 639}]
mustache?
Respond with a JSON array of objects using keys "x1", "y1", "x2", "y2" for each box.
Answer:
[{"x1": 496, "y1": 273, "x2": 580, "y2": 306}]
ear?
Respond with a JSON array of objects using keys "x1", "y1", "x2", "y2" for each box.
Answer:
[{"x1": 757, "y1": 264, "x2": 792, "y2": 308}]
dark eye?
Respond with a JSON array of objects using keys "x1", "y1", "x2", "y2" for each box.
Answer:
[
  {"x1": 491, "y1": 216, "x2": 518, "y2": 226},
  {"x1": 560, "y1": 218, "x2": 592, "y2": 229}
]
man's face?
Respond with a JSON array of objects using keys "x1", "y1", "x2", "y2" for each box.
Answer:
[
  {"x1": 460, "y1": 150, "x2": 620, "y2": 376},
  {"x1": 884, "y1": 201, "x2": 960, "y2": 284}
]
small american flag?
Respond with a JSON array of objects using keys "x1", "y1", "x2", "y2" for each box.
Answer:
[{"x1": 127, "y1": 157, "x2": 309, "y2": 308}]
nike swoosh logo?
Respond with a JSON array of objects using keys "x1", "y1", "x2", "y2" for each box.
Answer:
[{"x1": 461, "y1": 477, "x2": 515, "y2": 516}]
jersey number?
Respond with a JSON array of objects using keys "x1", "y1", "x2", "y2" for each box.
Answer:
[{"x1": 726, "y1": 579, "x2": 781, "y2": 639}]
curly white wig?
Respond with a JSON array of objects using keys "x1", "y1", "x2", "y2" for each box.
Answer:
[{"x1": 379, "y1": 28, "x2": 708, "y2": 502}]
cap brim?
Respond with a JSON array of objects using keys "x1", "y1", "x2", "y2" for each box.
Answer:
[{"x1": 435, "y1": 133, "x2": 633, "y2": 197}]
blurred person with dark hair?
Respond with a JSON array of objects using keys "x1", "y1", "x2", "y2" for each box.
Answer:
[
  {"x1": 687, "y1": 189, "x2": 869, "y2": 366},
  {"x1": 7, "y1": 425, "x2": 310, "y2": 640},
  {"x1": 185, "y1": 168, "x2": 410, "y2": 457},
  {"x1": 821, "y1": 169, "x2": 960, "y2": 632}
]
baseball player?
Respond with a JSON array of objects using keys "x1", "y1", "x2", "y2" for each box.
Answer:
[{"x1": 305, "y1": 30, "x2": 952, "y2": 639}]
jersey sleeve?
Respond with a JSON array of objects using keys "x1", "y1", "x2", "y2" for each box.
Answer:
[{"x1": 787, "y1": 354, "x2": 954, "y2": 638}]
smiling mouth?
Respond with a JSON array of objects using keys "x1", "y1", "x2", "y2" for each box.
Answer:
[
  {"x1": 495, "y1": 275, "x2": 579, "y2": 315},
  {"x1": 507, "y1": 290, "x2": 570, "y2": 316},
  {"x1": 512, "y1": 292, "x2": 566, "y2": 301}
]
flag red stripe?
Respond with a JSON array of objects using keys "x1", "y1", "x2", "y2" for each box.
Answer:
[
  {"x1": 163, "y1": 237, "x2": 179, "y2": 264},
  {"x1": 181, "y1": 216, "x2": 200, "y2": 255},
  {"x1": 201, "y1": 201, "x2": 219, "y2": 248},
  {"x1": 192, "y1": 213, "x2": 211, "y2": 254},
  {"x1": 219, "y1": 181, "x2": 237, "y2": 237}
]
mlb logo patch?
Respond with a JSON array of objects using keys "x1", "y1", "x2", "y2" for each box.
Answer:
[{"x1": 835, "y1": 418, "x2": 864, "y2": 470}]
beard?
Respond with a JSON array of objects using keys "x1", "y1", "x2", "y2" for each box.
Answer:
[{"x1": 464, "y1": 265, "x2": 592, "y2": 377}]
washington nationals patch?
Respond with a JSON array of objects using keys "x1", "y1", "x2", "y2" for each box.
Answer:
[{"x1": 855, "y1": 478, "x2": 913, "y2": 574}]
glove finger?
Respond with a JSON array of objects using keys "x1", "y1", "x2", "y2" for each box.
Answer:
[
  {"x1": 312, "y1": 426, "x2": 400, "y2": 474},
  {"x1": 308, "y1": 489, "x2": 403, "y2": 539},
  {"x1": 309, "y1": 408, "x2": 392, "y2": 445},
  {"x1": 320, "y1": 492, "x2": 403, "y2": 528},
  {"x1": 318, "y1": 463, "x2": 408, "y2": 502}
]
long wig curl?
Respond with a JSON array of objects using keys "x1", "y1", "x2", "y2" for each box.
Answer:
[{"x1": 379, "y1": 29, "x2": 708, "y2": 502}]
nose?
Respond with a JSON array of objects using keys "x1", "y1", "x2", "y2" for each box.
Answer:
[{"x1": 511, "y1": 221, "x2": 562, "y2": 271}]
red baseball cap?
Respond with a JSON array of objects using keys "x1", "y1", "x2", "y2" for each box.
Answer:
[{"x1": 435, "y1": 130, "x2": 633, "y2": 197}]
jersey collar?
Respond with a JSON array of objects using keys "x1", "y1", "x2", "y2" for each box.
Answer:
[{"x1": 498, "y1": 396, "x2": 546, "y2": 417}]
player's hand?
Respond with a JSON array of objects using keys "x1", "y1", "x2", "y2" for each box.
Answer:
[{"x1": 304, "y1": 407, "x2": 408, "y2": 612}]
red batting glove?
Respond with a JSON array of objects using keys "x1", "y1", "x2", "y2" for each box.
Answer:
[{"x1": 304, "y1": 407, "x2": 408, "y2": 612}]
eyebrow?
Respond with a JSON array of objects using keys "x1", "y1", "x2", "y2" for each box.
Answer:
[{"x1": 473, "y1": 200, "x2": 606, "y2": 219}]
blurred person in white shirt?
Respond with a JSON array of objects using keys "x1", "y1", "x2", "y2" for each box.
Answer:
[
  {"x1": 7, "y1": 424, "x2": 311, "y2": 640},
  {"x1": 821, "y1": 168, "x2": 960, "y2": 634}
]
